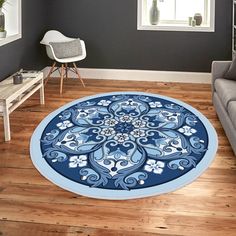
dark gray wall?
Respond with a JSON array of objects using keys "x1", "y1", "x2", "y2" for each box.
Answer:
[
  {"x1": 48, "y1": 0, "x2": 232, "y2": 72},
  {"x1": 0, "y1": 0, "x2": 51, "y2": 81},
  {"x1": 0, "y1": 0, "x2": 232, "y2": 81}
]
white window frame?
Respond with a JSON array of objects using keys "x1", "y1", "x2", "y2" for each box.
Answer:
[
  {"x1": 0, "y1": 0, "x2": 22, "y2": 47},
  {"x1": 137, "y1": 0, "x2": 215, "y2": 32}
]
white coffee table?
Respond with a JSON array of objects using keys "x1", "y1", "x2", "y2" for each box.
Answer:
[{"x1": 0, "y1": 71, "x2": 44, "y2": 141}]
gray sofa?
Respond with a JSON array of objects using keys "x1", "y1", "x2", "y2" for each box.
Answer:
[{"x1": 212, "y1": 61, "x2": 236, "y2": 155}]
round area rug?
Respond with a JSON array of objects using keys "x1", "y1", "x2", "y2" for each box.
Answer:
[{"x1": 30, "y1": 92, "x2": 218, "y2": 200}]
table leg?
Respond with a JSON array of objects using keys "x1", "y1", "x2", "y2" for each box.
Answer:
[
  {"x1": 3, "y1": 104, "x2": 10, "y2": 141},
  {"x1": 40, "y1": 79, "x2": 45, "y2": 105}
]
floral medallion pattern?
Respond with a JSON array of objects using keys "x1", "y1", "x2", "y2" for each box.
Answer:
[{"x1": 40, "y1": 94, "x2": 209, "y2": 191}]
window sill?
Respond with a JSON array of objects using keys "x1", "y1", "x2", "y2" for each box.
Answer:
[
  {"x1": 138, "y1": 24, "x2": 215, "y2": 32},
  {"x1": 0, "y1": 33, "x2": 22, "y2": 47}
]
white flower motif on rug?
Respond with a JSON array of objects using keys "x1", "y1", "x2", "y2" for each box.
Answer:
[
  {"x1": 69, "y1": 155, "x2": 87, "y2": 168},
  {"x1": 98, "y1": 100, "x2": 111, "y2": 106},
  {"x1": 56, "y1": 120, "x2": 73, "y2": 130},
  {"x1": 144, "y1": 159, "x2": 165, "y2": 174}
]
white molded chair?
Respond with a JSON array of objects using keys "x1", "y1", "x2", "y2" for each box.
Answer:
[{"x1": 41, "y1": 30, "x2": 86, "y2": 94}]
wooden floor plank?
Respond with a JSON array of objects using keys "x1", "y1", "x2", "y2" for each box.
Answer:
[
  {"x1": 0, "y1": 199, "x2": 236, "y2": 236},
  {"x1": 0, "y1": 220, "x2": 168, "y2": 236},
  {"x1": 0, "y1": 78, "x2": 236, "y2": 236},
  {"x1": 0, "y1": 184, "x2": 235, "y2": 218}
]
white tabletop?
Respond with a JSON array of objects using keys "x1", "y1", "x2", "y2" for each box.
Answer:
[{"x1": 0, "y1": 71, "x2": 43, "y2": 102}]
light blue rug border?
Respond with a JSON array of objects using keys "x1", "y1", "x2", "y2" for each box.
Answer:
[{"x1": 30, "y1": 91, "x2": 218, "y2": 200}]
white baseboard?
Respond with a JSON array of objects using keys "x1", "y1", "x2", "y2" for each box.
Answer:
[{"x1": 42, "y1": 67, "x2": 211, "y2": 84}]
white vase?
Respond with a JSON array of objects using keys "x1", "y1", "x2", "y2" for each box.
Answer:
[{"x1": 150, "y1": 0, "x2": 160, "y2": 25}]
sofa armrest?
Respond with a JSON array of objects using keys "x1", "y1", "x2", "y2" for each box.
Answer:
[{"x1": 211, "y1": 61, "x2": 231, "y2": 87}]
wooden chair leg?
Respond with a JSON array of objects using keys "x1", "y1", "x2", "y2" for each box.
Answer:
[
  {"x1": 65, "y1": 63, "x2": 68, "y2": 79},
  {"x1": 45, "y1": 62, "x2": 56, "y2": 85},
  {"x1": 60, "y1": 64, "x2": 64, "y2": 94},
  {"x1": 73, "y1": 62, "x2": 85, "y2": 88}
]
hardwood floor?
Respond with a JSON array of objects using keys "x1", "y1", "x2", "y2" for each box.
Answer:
[{"x1": 0, "y1": 78, "x2": 235, "y2": 236}]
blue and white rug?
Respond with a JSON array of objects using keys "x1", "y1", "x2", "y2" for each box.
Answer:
[{"x1": 30, "y1": 92, "x2": 218, "y2": 200}]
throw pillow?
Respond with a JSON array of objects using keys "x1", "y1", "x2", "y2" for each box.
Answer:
[{"x1": 49, "y1": 39, "x2": 82, "y2": 59}]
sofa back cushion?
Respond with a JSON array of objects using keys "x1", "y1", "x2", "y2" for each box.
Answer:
[{"x1": 224, "y1": 57, "x2": 236, "y2": 80}]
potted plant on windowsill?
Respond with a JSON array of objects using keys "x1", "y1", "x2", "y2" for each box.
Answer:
[{"x1": 0, "y1": 0, "x2": 7, "y2": 38}]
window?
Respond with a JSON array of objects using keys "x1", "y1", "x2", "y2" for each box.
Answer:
[
  {"x1": 138, "y1": 0, "x2": 215, "y2": 32},
  {"x1": 0, "y1": 0, "x2": 22, "y2": 47}
]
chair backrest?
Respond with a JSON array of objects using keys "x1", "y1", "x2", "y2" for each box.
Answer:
[
  {"x1": 40, "y1": 30, "x2": 86, "y2": 62},
  {"x1": 40, "y1": 30, "x2": 73, "y2": 45}
]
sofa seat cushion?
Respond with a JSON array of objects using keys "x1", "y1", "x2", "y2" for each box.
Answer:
[
  {"x1": 214, "y1": 78, "x2": 236, "y2": 108},
  {"x1": 228, "y1": 101, "x2": 236, "y2": 130}
]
